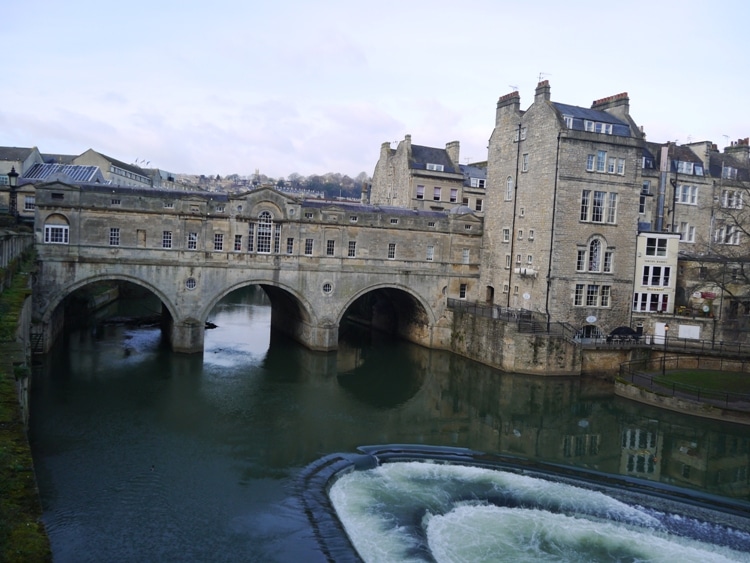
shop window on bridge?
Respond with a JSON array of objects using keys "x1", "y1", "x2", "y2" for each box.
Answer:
[{"x1": 44, "y1": 214, "x2": 70, "y2": 244}]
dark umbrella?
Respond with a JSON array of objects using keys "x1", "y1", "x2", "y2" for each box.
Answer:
[{"x1": 607, "y1": 325, "x2": 638, "y2": 343}]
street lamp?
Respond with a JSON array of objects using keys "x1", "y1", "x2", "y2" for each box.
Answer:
[
  {"x1": 662, "y1": 323, "x2": 669, "y2": 376},
  {"x1": 7, "y1": 166, "x2": 19, "y2": 220}
]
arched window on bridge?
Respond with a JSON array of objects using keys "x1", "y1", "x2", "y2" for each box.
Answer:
[
  {"x1": 257, "y1": 211, "x2": 273, "y2": 253},
  {"x1": 44, "y1": 214, "x2": 70, "y2": 244}
]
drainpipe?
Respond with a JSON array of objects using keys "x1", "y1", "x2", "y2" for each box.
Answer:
[
  {"x1": 655, "y1": 145, "x2": 669, "y2": 231},
  {"x1": 506, "y1": 122, "x2": 523, "y2": 308},
  {"x1": 544, "y1": 132, "x2": 562, "y2": 330}
]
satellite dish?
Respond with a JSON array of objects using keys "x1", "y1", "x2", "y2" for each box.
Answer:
[
  {"x1": 522, "y1": 292, "x2": 530, "y2": 300},
  {"x1": 586, "y1": 316, "x2": 597, "y2": 323}
]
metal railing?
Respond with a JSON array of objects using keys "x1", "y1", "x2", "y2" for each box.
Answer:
[
  {"x1": 447, "y1": 299, "x2": 577, "y2": 340},
  {"x1": 618, "y1": 356, "x2": 750, "y2": 410},
  {"x1": 447, "y1": 299, "x2": 750, "y2": 357}
]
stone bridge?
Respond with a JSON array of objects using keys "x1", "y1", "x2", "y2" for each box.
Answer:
[{"x1": 32, "y1": 181, "x2": 483, "y2": 353}]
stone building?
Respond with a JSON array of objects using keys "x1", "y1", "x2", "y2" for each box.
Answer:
[
  {"x1": 371, "y1": 135, "x2": 468, "y2": 211},
  {"x1": 481, "y1": 81, "x2": 644, "y2": 338},
  {"x1": 74, "y1": 148, "x2": 152, "y2": 188}
]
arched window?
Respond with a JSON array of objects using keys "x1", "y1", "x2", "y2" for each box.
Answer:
[
  {"x1": 588, "y1": 239, "x2": 601, "y2": 271},
  {"x1": 257, "y1": 211, "x2": 273, "y2": 253},
  {"x1": 44, "y1": 214, "x2": 70, "y2": 244},
  {"x1": 505, "y1": 176, "x2": 513, "y2": 201}
]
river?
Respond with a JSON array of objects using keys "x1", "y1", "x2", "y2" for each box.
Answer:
[{"x1": 29, "y1": 286, "x2": 750, "y2": 562}]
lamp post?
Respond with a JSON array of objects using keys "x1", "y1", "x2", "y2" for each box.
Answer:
[
  {"x1": 662, "y1": 323, "x2": 669, "y2": 376},
  {"x1": 7, "y1": 166, "x2": 19, "y2": 221}
]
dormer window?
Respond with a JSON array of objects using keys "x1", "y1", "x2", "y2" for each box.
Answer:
[
  {"x1": 564, "y1": 115, "x2": 573, "y2": 128},
  {"x1": 426, "y1": 163, "x2": 444, "y2": 172},
  {"x1": 470, "y1": 178, "x2": 485, "y2": 188},
  {"x1": 723, "y1": 166, "x2": 738, "y2": 180},
  {"x1": 676, "y1": 161, "x2": 694, "y2": 174},
  {"x1": 584, "y1": 120, "x2": 612, "y2": 134}
]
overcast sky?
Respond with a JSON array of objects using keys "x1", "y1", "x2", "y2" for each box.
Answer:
[{"x1": 2, "y1": 0, "x2": 747, "y2": 179}]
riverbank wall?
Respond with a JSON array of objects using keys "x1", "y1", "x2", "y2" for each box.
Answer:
[
  {"x1": 0, "y1": 231, "x2": 52, "y2": 562},
  {"x1": 449, "y1": 309, "x2": 582, "y2": 375}
]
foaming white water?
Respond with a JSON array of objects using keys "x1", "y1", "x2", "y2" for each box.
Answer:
[
  {"x1": 426, "y1": 505, "x2": 743, "y2": 563},
  {"x1": 329, "y1": 462, "x2": 750, "y2": 563}
]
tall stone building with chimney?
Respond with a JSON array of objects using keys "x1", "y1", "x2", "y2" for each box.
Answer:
[{"x1": 481, "y1": 81, "x2": 645, "y2": 337}]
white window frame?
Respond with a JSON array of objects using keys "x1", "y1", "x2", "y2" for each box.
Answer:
[
  {"x1": 677, "y1": 185, "x2": 698, "y2": 205},
  {"x1": 44, "y1": 224, "x2": 69, "y2": 244}
]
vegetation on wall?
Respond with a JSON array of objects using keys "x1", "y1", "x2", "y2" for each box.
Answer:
[{"x1": 0, "y1": 251, "x2": 51, "y2": 562}]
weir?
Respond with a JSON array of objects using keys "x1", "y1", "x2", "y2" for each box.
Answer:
[{"x1": 302, "y1": 445, "x2": 750, "y2": 562}]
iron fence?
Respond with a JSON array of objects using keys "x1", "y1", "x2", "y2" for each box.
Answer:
[
  {"x1": 446, "y1": 299, "x2": 577, "y2": 340},
  {"x1": 619, "y1": 356, "x2": 750, "y2": 410}
]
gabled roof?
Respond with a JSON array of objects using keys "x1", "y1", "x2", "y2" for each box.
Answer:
[
  {"x1": 409, "y1": 145, "x2": 459, "y2": 174},
  {"x1": 78, "y1": 149, "x2": 149, "y2": 177},
  {"x1": 552, "y1": 102, "x2": 632, "y2": 136}
]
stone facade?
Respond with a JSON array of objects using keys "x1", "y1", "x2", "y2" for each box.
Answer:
[
  {"x1": 33, "y1": 181, "x2": 482, "y2": 353},
  {"x1": 482, "y1": 82, "x2": 644, "y2": 337},
  {"x1": 370, "y1": 135, "x2": 486, "y2": 213}
]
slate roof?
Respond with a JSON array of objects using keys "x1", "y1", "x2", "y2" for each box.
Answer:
[
  {"x1": 460, "y1": 163, "x2": 487, "y2": 185},
  {"x1": 42, "y1": 153, "x2": 76, "y2": 165},
  {"x1": 0, "y1": 147, "x2": 36, "y2": 161},
  {"x1": 552, "y1": 102, "x2": 632, "y2": 137},
  {"x1": 409, "y1": 145, "x2": 459, "y2": 173},
  {"x1": 709, "y1": 152, "x2": 750, "y2": 182},
  {"x1": 302, "y1": 198, "x2": 449, "y2": 218}
]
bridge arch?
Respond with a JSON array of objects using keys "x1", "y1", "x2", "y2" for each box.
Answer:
[
  {"x1": 338, "y1": 282, "x2": 439, "y2": 347},
  {"x1": 202, "y1": 279, "x2": 326, "y2": 350},
  {"x1": 39, "y1": 272, "x2": 179, "y2": 325},
  {"x1": 200, "y1": 279, "x2": 317, "y2": 326}
]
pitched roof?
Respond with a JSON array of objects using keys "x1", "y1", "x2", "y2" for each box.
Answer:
[
  {"x1": 24, "y1": 163, "x2": 106, "y2": 183},
  {"x1": 409, "y1": 145, "x2": 459, "y2": 173},
  {"x1": 0, "y1": 146, "x2": 36, "y2": 161},
  {"x1": 552, "y1": 102, "x2": 632, "y2": 136}
]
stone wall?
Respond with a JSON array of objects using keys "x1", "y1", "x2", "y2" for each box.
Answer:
[{"x1": 450, "y1": 310, "x2": 581, "y2": 375}]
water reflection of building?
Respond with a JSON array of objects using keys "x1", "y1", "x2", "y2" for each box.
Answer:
[
  {"x1": 619, "y1": 425, "x2": 663, "y2": 482},
  {"x1": 663, "y1": 428, "x2": 749, "y2": 499}
]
